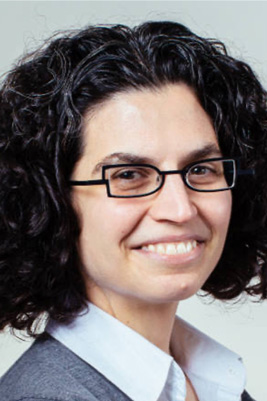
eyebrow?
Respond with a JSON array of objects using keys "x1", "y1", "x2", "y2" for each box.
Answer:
[
  {"x1": 92, "y1": 143, "x2": 222, "y2": 174},
  {"x1": 92, "y1": 153, "x2": 155, "y2": 174}
]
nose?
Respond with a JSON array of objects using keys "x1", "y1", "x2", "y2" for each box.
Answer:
[{"x1": 148, "y1": 174, "x2": 198, "y2": 224}]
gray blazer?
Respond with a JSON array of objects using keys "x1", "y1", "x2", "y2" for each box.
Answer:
[{"x1": 0, "y1": 334, "x2": 255, "y2": 401}]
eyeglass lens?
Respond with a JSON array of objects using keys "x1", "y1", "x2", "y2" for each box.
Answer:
[{"x1": 104, "y1": 160, "x2": 235, "y2": 197}]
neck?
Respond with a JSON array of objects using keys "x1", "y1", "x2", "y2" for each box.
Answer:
[{"x1": 88, "y1": 286, "x2": 178, "y2": 354}]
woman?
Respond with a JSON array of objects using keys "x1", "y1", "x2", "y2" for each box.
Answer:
[{"x1": 0, "y1": 21, "x2": 266, "y2": 401}]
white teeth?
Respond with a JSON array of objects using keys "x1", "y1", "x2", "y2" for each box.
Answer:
[
  {"x1": 166, "y1": 244, "x2": 176, "y2": 255},
  {"x1": 148, "y1": 244, "x2": 155, "y2": 252},
  {"x1": 186, "y1": 242, "x2": 193, "y2": 252},
  {"x1": 177, "y1": 242, "x2": 186, "y2": 254},
  {"x1": 157, "y1": 244, "x2": 165, "y2": 254},
  {"x1": 142, "y1": 240, "x2": 198, "y2": 255}
]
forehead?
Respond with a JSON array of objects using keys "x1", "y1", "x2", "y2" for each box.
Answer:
[{"x1": 79, "y1": 84, "x2": 219, "y2": 170}]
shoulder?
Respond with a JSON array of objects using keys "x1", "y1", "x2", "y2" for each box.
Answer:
[
  {"x1": 0, "y1": 333, "x2": 91, "y2": 401},
  {"x1": 0, "y1": 333, "x2": 130, "y2": 401}
]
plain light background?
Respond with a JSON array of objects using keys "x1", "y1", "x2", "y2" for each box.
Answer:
[{"x1": 0, "y1": 2, "x2": 267, "y2": 400}]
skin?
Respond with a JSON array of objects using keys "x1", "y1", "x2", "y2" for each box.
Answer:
[{"x1": 71, "y1": 84, "x2": 232, "y2": 358}]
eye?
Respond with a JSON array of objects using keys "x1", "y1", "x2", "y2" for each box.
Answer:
[
  {"x1": 187, "y1": 160, "x2": 224, "y2": 188},
  {"x1": 112, "y1": 168, "x2": 148, "y2": 181},
  {"x1": 107, "y1": 165, "x2": 157, "y2": 195},
  {"x1": 190, "y1": 165, "x2": 216, "y2": 176}
]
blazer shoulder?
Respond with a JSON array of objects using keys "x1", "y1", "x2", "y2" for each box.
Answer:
[
  {"x1": 242, "y1": 390, "x2": 256, "y2": 401},
  {"x1": 0, "y1": 333, "x2": 130, "y2": 401}
]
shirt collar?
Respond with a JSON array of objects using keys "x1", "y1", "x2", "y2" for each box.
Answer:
[
  {"x1": 46, "y1": 302, "x2": 246, "y2": 401},
  {"x1": 47, "y1": 303, "x2": 175, "y2": 401},
  {"x1": 170, "y1": 318, "x2": 246, "y2": 400}
]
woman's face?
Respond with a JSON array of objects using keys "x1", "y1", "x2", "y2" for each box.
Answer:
[{"x1": 71, "y1": 84, "x2": 232, "y2": 308}]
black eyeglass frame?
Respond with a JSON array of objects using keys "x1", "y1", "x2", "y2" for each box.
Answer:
[{"x1": 70, "y1": 157, "x2": 238, "y2": 198}]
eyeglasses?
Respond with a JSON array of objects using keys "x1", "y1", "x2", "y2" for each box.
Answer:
[{"x1": 70, "y1": 157, "x2": 237, "y2": 198}]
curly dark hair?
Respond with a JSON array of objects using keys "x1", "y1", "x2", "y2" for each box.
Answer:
[{"x1": 1, "y1": 21, "x2": 267, "y2": 335}]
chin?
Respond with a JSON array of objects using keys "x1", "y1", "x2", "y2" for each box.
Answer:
[
  {"x1": 137, "y1": 283, "x2": 202, "y2": 305},
  {"x1": 156, "y1": 277, "x2": 207, "y2": 303}
]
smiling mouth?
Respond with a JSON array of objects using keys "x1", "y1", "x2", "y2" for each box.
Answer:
[{"x1": 140, "y1": 240, "x2": 198, "y2": 256}]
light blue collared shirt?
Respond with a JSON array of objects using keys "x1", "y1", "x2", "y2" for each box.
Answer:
[{"x1": 46, "y1": 302, "x2": 246, "y2": 401}]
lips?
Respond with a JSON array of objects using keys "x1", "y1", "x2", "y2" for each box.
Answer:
[{"x1": 131, "y1": 236, "x2": 204, "y2": 266}]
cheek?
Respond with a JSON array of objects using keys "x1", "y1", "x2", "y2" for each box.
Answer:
[
  {"x1": 216, "y1": 193, "x2": 232, "y2": 234},
  {"x1": 76, "y1": 199, "x2": 147, "y2": 291},
  {"x1": 77, "y1": 195, "x2": 146, "y2": 251},
  {"x1": 201, "y1": 191, "x2": 232, "y2": 233}
]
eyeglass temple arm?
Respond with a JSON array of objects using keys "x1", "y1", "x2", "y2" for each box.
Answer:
[
  {"x1": 237, "y1": 168, "x2": 255, "y2": 176},
  {"x1": 69, "y1": 179, "x2": 107, "y2": 186}
]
